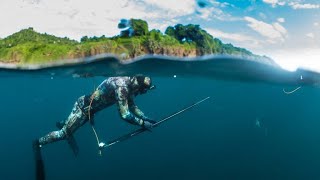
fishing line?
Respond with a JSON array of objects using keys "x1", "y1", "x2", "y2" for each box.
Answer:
[
  {"x1": 283, "y1": 75, "x2": 304, "y2": 94},
  {"x1": 283, "y1": 86, "x2": 301, "y2": 94},
  {"x1": 88, "y1": 78, "x2": 103, "y2": 155},
  {"x1": 88, "y1": 78, "x2": 96, "y2": 122}
]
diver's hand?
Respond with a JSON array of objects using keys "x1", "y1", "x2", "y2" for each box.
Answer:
[
  {"x1": 142, "y1": 120, "x2": 154, "y2": 131},
  {"x1": 142, "y1": 120, "x2": 155, "y2": 130},
  {"x1": 143, "y1": 117, "x2": 157, "y2": 124},
  {"x1": 98, "y1": 142, "x2": 106, "y2": 149}
]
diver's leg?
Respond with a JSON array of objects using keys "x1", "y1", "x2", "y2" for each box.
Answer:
[
  {"x1": 56, "y1": 95, "x2": 88, "y2": 130},
  {"x1": 33, "y1": 124, "x2": 68, "y2": 179},
  {"x1": 37, "y1": 95, "x2": 87, "y2": 146},
  {"x1": 60, "y1": 95, "x2": 88, "y2": 155},
  {"x1": 33, "y1": 126, "x2": 67, "y2": 179},
  {"x1": 64, "y1": 95, "x2": 88, "y2": 132},
  {"x1": 38, "y1": 128, "x2": 67, "y2": 146},
  {"x1": 32, "y1": 96, "x2": 88, "y2": 179},
  {"x1": 38, "y1": 98, "x2": 85, "y2": 146}
]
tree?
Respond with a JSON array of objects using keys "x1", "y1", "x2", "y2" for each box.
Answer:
[
  {"x1": 149, "y1": 29, "x2": 161, "y2": 40},
  {"x1": 130, "y1": 19, "x2": 149, "y2": 36},
  {"x1": 165, "y1": 24, "x2": 214, "y2": 54},
  {"x1": 118, "y1": 19, "x2": 148, "y2": 37},
  {"x1": 80, "y1": 36, "x2": 89, "y2": 42},
  {"x1": 164, "y1": 26, "x2": 175, "y2": 37}
]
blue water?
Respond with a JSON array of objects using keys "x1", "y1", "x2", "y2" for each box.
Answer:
[{"x1": 1, "y1": 56, "x2": 320, "y2": 180}]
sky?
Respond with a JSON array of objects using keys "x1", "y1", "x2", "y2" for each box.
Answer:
[{"x1": 0, "y1": 0, "x2": 319, "y2": 71}]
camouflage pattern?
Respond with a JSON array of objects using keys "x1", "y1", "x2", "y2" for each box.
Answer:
[{"x1": 38, "y1": 76, "x2": 149, "y2": 146}]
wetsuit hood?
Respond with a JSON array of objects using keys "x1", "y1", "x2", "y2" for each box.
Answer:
[{"x1": 131, "y1": 75, "x2": 155, "y2": 95}]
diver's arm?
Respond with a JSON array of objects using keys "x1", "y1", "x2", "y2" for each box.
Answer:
[
  {"x1": 128, "y1": 97, "x2": 148, "y2": 120},
  {"x1": 115, "y1": 87, "x2": 144, "y2": 126}
]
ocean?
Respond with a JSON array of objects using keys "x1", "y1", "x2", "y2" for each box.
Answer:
[{"x1": 1, "y1": 56, "x2": 320, "y2": 180}]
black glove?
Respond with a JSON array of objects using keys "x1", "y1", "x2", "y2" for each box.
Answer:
[
  {"x1": 145, "y1": 118, "x2": 157, "y2": 124},
  {"x1": 142, "y1": 119, "x2": 156, "y2": 130},
  {"x1": 142, "y1": 116, "x2": 156, "y2": 123}
]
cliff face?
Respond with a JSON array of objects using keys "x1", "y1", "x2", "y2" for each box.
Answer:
[
  {"x1": 65, "y1": 41, "x2": 197, "y2": 60},
  {"x1": 136, "y1": 46, "x2": 197, "y2": 58},
  {"x1": 152, "y1": 46, "x2": 197, "y2": 57},
  {"x1": 0, "y1": 40, "x2": 270, "y2": 64}
]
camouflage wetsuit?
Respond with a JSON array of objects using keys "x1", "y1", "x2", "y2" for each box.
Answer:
[{"x1": 38, "y1": 76, "x2": 149, "y2": 146}]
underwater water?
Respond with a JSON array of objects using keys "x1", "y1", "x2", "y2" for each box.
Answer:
[{"x1": 1, "y1": 56, "x2": 320, "y2": 180}]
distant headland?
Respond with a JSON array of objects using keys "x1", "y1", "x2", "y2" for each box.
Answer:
[{"x1": 0, "y1": 19, "x2": 273, "y2": 65}]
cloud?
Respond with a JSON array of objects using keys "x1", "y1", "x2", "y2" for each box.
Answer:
[
  {"x1": 196, "y1": 7, "x2": 215, "y2": 19},
  {"x1": 0, "y1": 0, "x2": 161, "y2": 40},
  {"x1": 0, "y1": 0, "x2": 199, "y2": 40},
  {"x1": 273, "y1": 22, "x2": 287, "y2": 34},
  {"x1": 0, "y1": 0, "x2": 241, "y2": 41},
  {"x1": 143, "y1": 0, "x2": 196, "y2": 16},
  {"x1": 194, "y1": 1, "x2": 238, "y2": 21},
  {"x1": 314, "y1": 22, "x2": 320, "y2": 27},
  {"x1": 244, "y1": 17, "x2": 287, "y2": 43},
  {"x1": 277, "y1": 18, "x2": 285, "y2": 23},
  {"x1": 148, "y1": 19, "x2": 178, "y2": 32},
  {"x1": 259, "y1": 13, "x2": 267, "y2": 19},
  {"x1": 196, "y1": 7, "x2": 225, "y2": 20},
  {"x1": 289, "y1": 2, "x2": 320, "y2": 9},
  {"x1": 263, "y1": 0, "x2": 320, "y2": 10},
  {"x1": 196, "y1": 0, "x2": 235, "y2": 8},
  {"x1": 206, "y1": 28, "x2": 257, "y2": 43},
  {"x1": 219, "y1": 2, "x2": 235, "y2": 8},
  {"x1": 205, "y1": 28, "x2": 264, "y2": 50},
  {"x1": 306, "y1": 33, "x2": 315, "y2": 38},
  {"x1": 262, "y1": 0, "x2": 285, "y2": 7}
]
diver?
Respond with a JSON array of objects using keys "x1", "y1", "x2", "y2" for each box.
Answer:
[{"x1": 33, "y1": 75, "x2": 156, "y2": 156}]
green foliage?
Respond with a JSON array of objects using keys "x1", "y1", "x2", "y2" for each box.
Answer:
[
  {"x1": 115, "y1": 37, "x2": 138, "y2": 57},
  {"x1": 144, "y1": 30, "x2": 161, "y2": 52},
  {"x1": 0, "y1": 27, "x2": 78, "y2": 63},
  {"x1": 165, "y1": 24, "x2": 254, "y2": 56},
  {"x1": 165, "y1": 24, "x2": 216, "y2": 54},
  {"x1": 149, "y1": 29, "x2": 161, "y2": 40},
  {"x1": 0, "y1": 42, "x2": 74, "y2": 63},
  {"x1": 0, "y1": 27, "x2": 77, "y2": 49},
  {"x1": 130, "y1": 19, "x2": 148, "y2": 36},
  {"x1": 143, "y1": 29, "x2": 195, "y2": 54},
  {"x1": 80, "y1": 35, "x2": 108, "y2": 43},
  {"x1": 118, "y1": 19, "x2": 149, "y2": 37},
  {"x1": 80, "y1": 36, "x2": 89, "y2": 42},
  {"x1": 0, "y1": 19, "x2": 260, "y2": 64}
]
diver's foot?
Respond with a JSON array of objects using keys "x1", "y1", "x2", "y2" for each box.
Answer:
[
  {"x1": 32, "y1": 140, "x2": 42, "y2": 160},
  {"x1": 32, "y1": 139, "x2": 45, "y2": 180}
]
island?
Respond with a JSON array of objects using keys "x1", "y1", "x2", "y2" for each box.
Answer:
[{"x1": 0, "y1": 19, "x2": 272, "y2": 65}]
